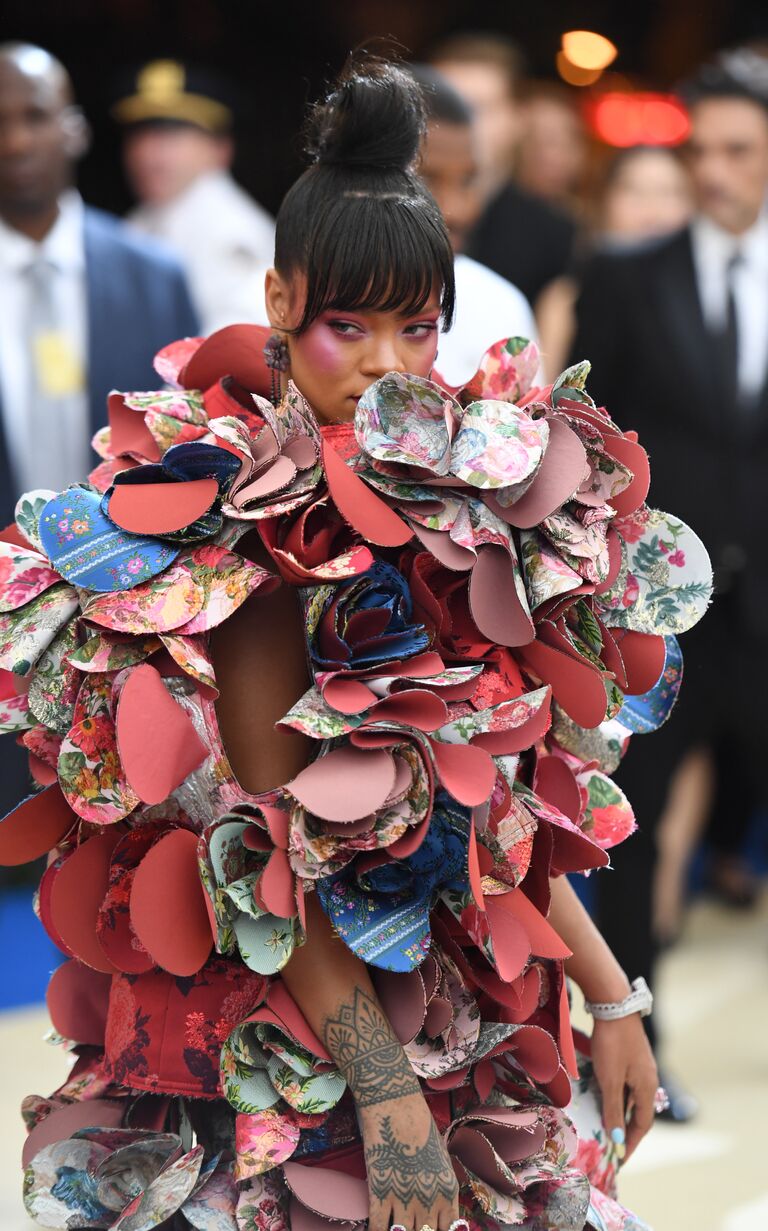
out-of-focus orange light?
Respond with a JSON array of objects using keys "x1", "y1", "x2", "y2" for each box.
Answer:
[
  {"x1": 561, "y1": 30, "x2": 618, "y2": 71},
  {"x1": 556, "y1": 50, "x2": 603, "y2": 87},
  {"x1": 589, "y1": 93, "x2": 691, "y2": 147}
]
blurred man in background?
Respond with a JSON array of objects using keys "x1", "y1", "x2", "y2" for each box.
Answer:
[
  {"x1": 429, "y1": 32, "x2": 576, "y2": 305},
  {"x1": 515, "y1": 82, "x2": 588, "y2": 215},
  {"x1": 0, "y1": 42, "x2": 199, "y2": 517},
  {"x1": 410, "y1": 64, "x2": 537, "y2": 386},
  {"x1": 0, "y1": 41, "x2": 199, "y2": 814},
  {"x1": 115, "y1": 60, "x2": 275, "y2": 333},
  {"x1": 572, "y1": 55, "x2": 768, "y2": 1116}
]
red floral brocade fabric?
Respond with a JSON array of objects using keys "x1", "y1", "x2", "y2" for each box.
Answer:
[
  {"x1": 319, "y1": 421, "x2": 358, "y2": 461},
  {"x1": 104, "y1": 959, "x2": 266, "y2": 1098}
]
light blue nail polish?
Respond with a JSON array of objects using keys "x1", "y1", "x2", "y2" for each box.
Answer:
[{"x1": 610, "y1": 1127, "x2": 626, "y2": 1146}]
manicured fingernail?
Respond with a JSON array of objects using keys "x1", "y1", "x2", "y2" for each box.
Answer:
[{"x1": 610, "y1": 1126, "x2": 626, "y2": 1146}]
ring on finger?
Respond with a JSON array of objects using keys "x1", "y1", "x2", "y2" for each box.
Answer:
[{"x1": 654, "y1": 1085, "x2": 670, "y2": 1114}]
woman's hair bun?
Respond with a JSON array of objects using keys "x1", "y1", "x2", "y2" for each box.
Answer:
[{"x1": 306, "y1": 58, "x2": 425, "y2": 173}]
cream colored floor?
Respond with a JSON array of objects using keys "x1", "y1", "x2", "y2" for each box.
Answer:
[{"x1": 1, "y1": 892, "x2": 766, "y2": 1230}]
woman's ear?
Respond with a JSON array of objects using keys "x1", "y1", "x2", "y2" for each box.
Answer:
[{"x1": 265, "y1": 268, "x2": 292, "y2": 331}]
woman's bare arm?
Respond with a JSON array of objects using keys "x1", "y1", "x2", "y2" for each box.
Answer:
[{"x1": 549, "y1": 873, "x2": 631, "y2": 1003}]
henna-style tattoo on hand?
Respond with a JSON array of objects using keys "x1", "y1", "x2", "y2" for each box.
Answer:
[
  {"x1": 323, "y1": 988, "x2": 421, "y2": 1107},
  {"x1": 366, "y1": 1115, "x2": 458, "y2": 1205}
]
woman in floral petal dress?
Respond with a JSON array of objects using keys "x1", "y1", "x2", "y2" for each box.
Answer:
[{"x1": 0, "y1": 58, "x2": 711, "y2": 1231}]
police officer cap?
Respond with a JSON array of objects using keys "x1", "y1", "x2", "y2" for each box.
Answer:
[{"x1": 113, "y1": 60, "x2": 233, "y2": 133}]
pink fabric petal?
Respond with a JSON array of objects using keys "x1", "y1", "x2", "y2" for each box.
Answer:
[
  {"x1": 322, "y1": 439, "x2": 412, "y2": 547},
  {"x1": 288, "y1": 746, "x2": 396, "y2": 821},
  {"x1": 492, "y1": 418, "x2": 587, "y2": 528},
  {"x1": 430, "y1": 740, "x2": 496, "y2": 806},
  {"x1": 116, "y1": 664, "x2": 208, "y2": 804},
  {"x1": 283, "y1": 1162, "x2": 369, "y2": 1221},
  {"x1": 469, "y1": 545, "x2": 534, "y2": 647}
]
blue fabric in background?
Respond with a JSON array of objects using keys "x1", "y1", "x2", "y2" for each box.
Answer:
[{"x1": 0, "y1": 888, "x2": 61, "y2": 1010}]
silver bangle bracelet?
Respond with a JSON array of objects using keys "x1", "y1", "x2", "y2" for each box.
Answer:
[{"x1": 584, "y1": 976, "x2": 653, "y2": 1020}]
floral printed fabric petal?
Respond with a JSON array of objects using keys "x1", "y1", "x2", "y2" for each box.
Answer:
[
  {"x1": 58, "y1": 712, "x2": 140, "y2": 825},
  {"x1": 82, "y1": 558, "x2": 205, "y2": 634},
  {"x1": 597, "y1": 508, "x2": 712, "y2": 635},
  {"x1": 0, "y1": 584, "x2": 79, "y2": 676},
  {"x1": 0, "y1": 541, "x2": 62, "y2": 612},
  {"x1": 0, "y1": 672, "x2": 31, "y2": 733},
  {"x1": 356, "y1": 372, "x2": 455, "y2": 474},
  {"x1": 451, "y1": 398, "x2": 548, "y2": 490},
  {"x1": 457, "y1": 335, "x2": 541, "y2": 404},
  {"x1": 27, "y1": 623, "x2": 81, "y2": 736}
]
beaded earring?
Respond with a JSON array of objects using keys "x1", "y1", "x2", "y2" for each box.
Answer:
[{"x1": 263, "y1": 333, "x2": 290, "y2": 404}]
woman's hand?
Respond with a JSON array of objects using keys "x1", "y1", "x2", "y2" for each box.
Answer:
[
  {"x1": 546, "y1": 877, "x2": 660, "y2": 1161},
  {"x1": 361, "y1": 1092, "x2": 459, "y2": 1231},
  {"x1": 591, "y1": 1013, "x2": 658, "y2": 1161}
]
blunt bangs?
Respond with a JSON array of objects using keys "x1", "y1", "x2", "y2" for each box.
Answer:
[{"x1": 275, "y1": 168, "x2": 456, "y2": 334}]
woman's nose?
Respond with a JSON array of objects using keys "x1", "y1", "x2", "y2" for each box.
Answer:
[{"x1": 361, "y1": 337, "x2": 407, "y2": 378}]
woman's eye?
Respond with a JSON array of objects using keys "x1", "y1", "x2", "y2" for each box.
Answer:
[
  {"x1": 404, "y1": 322, "x2": 438, "y2": 339},
  {"x1": 329, "y1": 320, "x2": 362, "y2": 336}
]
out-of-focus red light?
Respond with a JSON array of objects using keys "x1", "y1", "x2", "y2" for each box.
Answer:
[{"x1": 589, "y1": 93, "x2": 690, "y2": 147}]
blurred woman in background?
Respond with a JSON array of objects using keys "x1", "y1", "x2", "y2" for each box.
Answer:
[{"x1": 537, "y1": 145, "x2": 693, "y2": 379}]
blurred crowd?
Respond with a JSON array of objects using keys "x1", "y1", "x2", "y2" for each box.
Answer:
[{"x1": 2, "y1": 28, "x2": 768, "y2": 1125}]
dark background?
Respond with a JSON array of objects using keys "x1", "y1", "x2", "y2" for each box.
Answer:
[{"x1": 3, "y1": 0, "x2": 768, "y2": 217}]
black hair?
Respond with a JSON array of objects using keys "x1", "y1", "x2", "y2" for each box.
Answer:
[
  {"x1": 680, "y1": 54, "x2": 768, "y2": 116},
  {"x1": 408, "y1": 63, "x2": 473, "y2": 127},
  {"x1": 274, "y1": 58, "x2": 455, "y2": 334}
]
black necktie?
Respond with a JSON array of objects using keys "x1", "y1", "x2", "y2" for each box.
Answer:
[{"x1": 719, "y1": 251, "x2": 742, "y2": 410}]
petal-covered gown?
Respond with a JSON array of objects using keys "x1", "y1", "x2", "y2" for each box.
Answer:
[{"x1": 0, "y1": 325, "x2": 711, "y2": 1231}]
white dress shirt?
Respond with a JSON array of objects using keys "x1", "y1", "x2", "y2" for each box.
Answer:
[
  {"x1": 691, "y1": 211, "x2": 768, "y2": 401},
  {"x1": 436, "y1": 254, "x2": 538, "y2": 387},
  {"x1": 0, "y1": 190, "x2": 90, "y2": 497},
  {"x1": 129, "y1": 169, "x2": 275, "y2": 335}
]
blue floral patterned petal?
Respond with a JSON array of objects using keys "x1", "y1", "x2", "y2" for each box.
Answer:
[
  {"x1": 39, "y1": 488, "x2": 178, "y2": 593},
  {"x1": 315, "y1": 796, "x2": 469, "y2": 971},
  {"x1": 618, "y1": 636, "x2": 683, "y2": 734}
]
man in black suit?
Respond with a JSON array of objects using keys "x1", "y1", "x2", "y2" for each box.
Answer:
[
  {"x1": 572, "y1": 58, "x2": 768, "y2": 1103},
  {"x1": 0, "y1": 43, "x2": 200, "y2": 815}
]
